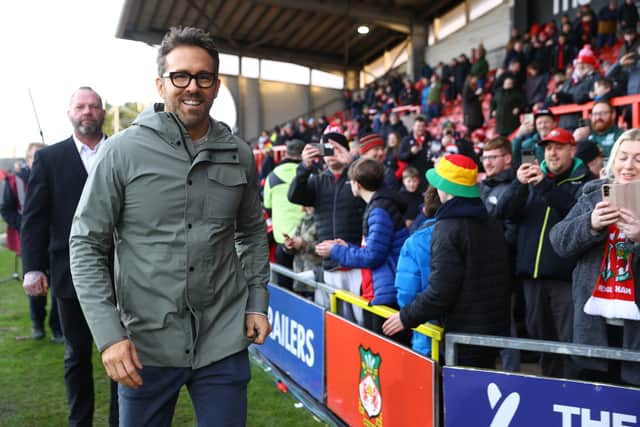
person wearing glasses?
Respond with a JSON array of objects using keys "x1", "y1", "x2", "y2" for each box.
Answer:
[
  {"x1": 479, "y1": 136, "x2": 523, "y2": 372},
  {"x1": 69, "y1": 27, "x2": 270, "y2": 426}
]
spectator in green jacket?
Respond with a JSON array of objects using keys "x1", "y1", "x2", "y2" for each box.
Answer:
[
  {"x1": 470, "y1": 44, "x2": 489, "y2": 90},
  {"x1": 586, "y1": 100, "x2": 624, "y2": 159},
  {"x1": 264, "y1": 139, "x2": 306, "y2": 290},
  {"x1": 511, "y1": 109, "x2": 556, "y2": 165},
  {"x1": 491, "y1": 76, "x2": 526, "y2": 136},
  {"x1": 425, "y1": 74, "x2": 442, "y2": 121}
]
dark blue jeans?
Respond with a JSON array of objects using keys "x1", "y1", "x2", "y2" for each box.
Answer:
[{"x1": 119, "y1": 350, "x2": 250, "y2": 427}]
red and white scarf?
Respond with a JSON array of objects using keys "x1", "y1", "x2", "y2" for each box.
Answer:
[{"x1": 585, "y1": 225, "x2": 640, "y2": 320}]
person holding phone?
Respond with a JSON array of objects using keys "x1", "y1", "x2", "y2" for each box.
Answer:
[
  {"x1": 550, "y1": 129, "x2": 640, "y2": 386},
  {"x1": 288, "y1": 132, "x2": 366, "y2": 323},
  {"x1": 497, "y1": 127, "x2": 594, "y2": 379},
  {"x1": 511, "y1": 109, "x2": 555, "y2": 166}
]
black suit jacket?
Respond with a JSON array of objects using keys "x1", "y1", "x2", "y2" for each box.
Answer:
[{"x1": 21, "y1": 137, "x2": 88, "y2": 299}]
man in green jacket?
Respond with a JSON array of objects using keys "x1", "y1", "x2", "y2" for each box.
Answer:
[
  {"x1": 263, "y1": 139, "x2": 305, "y2": 290},
  {"x1": 585, "y1": 100, "x2": 623, "y2": 159},
  {"x1": 69, "y1": 27, "x2": 270, "y2": 426}
]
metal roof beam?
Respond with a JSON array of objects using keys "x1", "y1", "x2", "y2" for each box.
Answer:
[{"x1": 251, "y1": 0, "x2": 417, "y2": 26}]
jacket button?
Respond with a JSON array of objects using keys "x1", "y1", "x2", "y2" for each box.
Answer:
[
  {"x1": 188, "y1": 180, "x2": 193, "y2": 185},
  {"x1": 176, "y1": 141, "x2": 181, "y2": 146},
  {"x1": 185, "y1": 349, "x2": 190, "y2": 354},
  {"x1": 189, "y1": 266, "x2": 194, "y2": 272},
  {"x1": 187, "y1": 223, "x2": 192, "y2": 229}
]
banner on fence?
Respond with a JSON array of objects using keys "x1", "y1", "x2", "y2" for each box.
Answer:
[
  {"x1": 325, "y1": 312, "x2": 436, "y2": 427},
  {"x1": 443, "y1": 366, "x2": 640, "y2": 427},
  {"x1": 257, "y1": 284, "x2": 325, "y2": 401}
]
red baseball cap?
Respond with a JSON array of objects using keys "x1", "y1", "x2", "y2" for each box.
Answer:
[{"x1": 538, "y1": 127, "x2": 576, "y2": 146}]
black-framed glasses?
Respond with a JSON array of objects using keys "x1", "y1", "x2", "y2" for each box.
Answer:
[{"x1": 161, "y1": 71, "x2": 218, "y2": 88}]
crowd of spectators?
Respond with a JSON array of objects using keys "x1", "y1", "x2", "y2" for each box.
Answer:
[{"x1": 255, "y1": 2, "x2": 640, "y2": 387}]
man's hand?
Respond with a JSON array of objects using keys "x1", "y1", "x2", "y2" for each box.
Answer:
[
  {"x1": 301, "y1": 143, "x2": 321, "y2": 168},
  {"x1": 315, "y1": 240, "x2": 338, "y2": 257},
  {"x1": 23, "y1": 271, "x2": 48, "y2": 296},
  {"x1": 516, "y1": 163, "x2": 543, "y2": 185},
  {"x1": 621, "y1": 52, "x2": 636, "y2": 67},
  {"x1": 102, "y1": 339, "x2": 143, "y2": 389},
  {"x1": 518, "y1": 120, "x2": 534, "y2": 137},
  {"x1": 284, "y1": 235, "x2": 303, "y2": 250},
  {"x1": 246, "y1": 313, "x2": 271, "y2": 345},
  {"x1": 330, "y1": 139, "x2": 353, "y2": 166},
  {"x1": 382, "y1": 313, "x2": 406, "y2": 336}
]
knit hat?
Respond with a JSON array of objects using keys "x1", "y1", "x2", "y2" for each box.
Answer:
[
  {"x1": 576, "y1": 140, "x2": 602, "y2": 163},
  {"x1": 538, "y1": 127, "x2": 576, "y2": 146},
  {"x1": 576, "y1": 45, "x2": 598, "y2": 68},
  {"x1": 323, "y1": 132, "x2": 349, "y2": 150},
  {"x1": 359, "y1": 133, "x2": 384, "y2": 154},
  {"x1": 534, "y1": 108, "x2": 555, "y2": 121},
  {"x1": 426, "y1": 154, "x2": 480, "y2": 198}
]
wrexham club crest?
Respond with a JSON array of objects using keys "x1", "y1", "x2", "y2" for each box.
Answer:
[{"x1": 358, "y1": 346, "x2": 383, "y2": 423}]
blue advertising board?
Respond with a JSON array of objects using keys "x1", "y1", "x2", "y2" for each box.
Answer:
[
  {"x1": 443, "y1": 367, "x2": 640, "y2": 427},
  {"x1": 257, "y1": 284, "x2": 325, "y2": 401}
]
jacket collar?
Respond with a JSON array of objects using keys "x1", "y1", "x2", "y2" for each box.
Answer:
[{"x1": 435, "y1": 197, "x2": 488, "y2": 221}]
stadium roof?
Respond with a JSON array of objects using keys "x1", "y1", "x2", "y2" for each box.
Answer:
[{"x1": 116, "y1": 0, "x2": 458, "y2": 73}]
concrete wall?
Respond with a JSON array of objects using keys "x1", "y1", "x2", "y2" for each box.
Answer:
[
  {"x1": 221, "y1": 75, "x2": 342, "y2": 141},
  {"x1": 426, "y1": 2, "x2": 511, "y2": 70}
]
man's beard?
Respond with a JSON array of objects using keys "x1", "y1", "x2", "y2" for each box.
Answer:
[
  {"x1": 592, "y1": 119, "x2": 610, "y2": 133},
  {"x1": 73, "y1": 119, "x2": 102, "y2": 137}
]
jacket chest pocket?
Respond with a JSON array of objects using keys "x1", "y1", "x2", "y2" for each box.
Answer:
[{"x1": 205, "y1": 164, "x2": 247, "y2": 219}]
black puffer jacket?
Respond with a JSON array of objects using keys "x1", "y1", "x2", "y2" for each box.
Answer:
[
  {"x1": 497, "y1": 159, "x2": 593, "y2": 280},
  {"x1": 288, "y1": 163, "x2": 365, "y2": 270},
  {"x1": 400, "y1": 197, "x2": 511, "y2": 338}
]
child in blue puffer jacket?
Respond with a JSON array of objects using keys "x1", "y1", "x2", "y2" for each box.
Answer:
[
  {"x1": 316, "y1": 158, "x2": 409, "y2": 340},
  {"x1": 395, "y1": 185, "x2": 441, "y2": 356}
]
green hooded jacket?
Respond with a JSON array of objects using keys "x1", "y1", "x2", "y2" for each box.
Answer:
[{"x1": 69, "y1": 105, "x2": 269, "y2": 368}]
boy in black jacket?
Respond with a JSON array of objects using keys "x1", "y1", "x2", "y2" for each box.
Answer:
[{"x1": 383, "y1": 154, "x2": 511, "y2": 367}]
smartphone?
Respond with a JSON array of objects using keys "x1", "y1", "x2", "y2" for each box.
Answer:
[
  {"x1": 524, "y1": 113, "x2": 534, "y2": 123},
  {"x1": 578, "y1": 118, "x2": 591, "y2": 128},
  {"x1": 311, "y1": 142, "x2": 334, "y2": 156},
  {"x1": 521, "y1": 149, "x2": 536, "y2": 164}
]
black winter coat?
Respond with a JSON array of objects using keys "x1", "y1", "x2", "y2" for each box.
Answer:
[
  {"x1": 400, "y1": 198, "x2": 511, "y2": 364},
  {"x1": 462, "y1": 83, "x2": 483, "y2": 131},
  {"x1": 288, "y1": 163, "x2": 365, "y2": 270},
  {"x1": 497, "y1": 159, "x2": 593, "y2": 281}
]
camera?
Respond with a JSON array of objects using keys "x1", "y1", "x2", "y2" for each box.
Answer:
[{"x1": 311, "y1": 142, "x2": 334, "y2": 156}]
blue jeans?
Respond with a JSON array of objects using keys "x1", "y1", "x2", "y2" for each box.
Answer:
[{"x1": 118, "y1": 350, "x2": 250, "y2": 427}]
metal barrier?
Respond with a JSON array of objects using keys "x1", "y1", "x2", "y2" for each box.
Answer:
[
  {"x1": 445, "y1": 333, "x2": 640, "y2": 366},
  {"x1": 269, "y1": 262, "x2": 444, "y2": 362}
]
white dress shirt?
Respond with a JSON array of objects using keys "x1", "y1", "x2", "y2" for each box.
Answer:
[{"x1": 73, "y1": 133, "x2": 105, "y2": 172}]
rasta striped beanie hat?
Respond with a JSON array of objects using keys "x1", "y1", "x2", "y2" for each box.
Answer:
[
  {"x1": 359, "y1": 133, "x2": 384, "y2": 154},
  {"x1": 426, "y1": 154, "x2": 480, "y2": 198}
]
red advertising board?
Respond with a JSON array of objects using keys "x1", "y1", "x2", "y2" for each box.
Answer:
[{"x1": 325, "y1": 312, "x2": 436, "y2": 427}]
